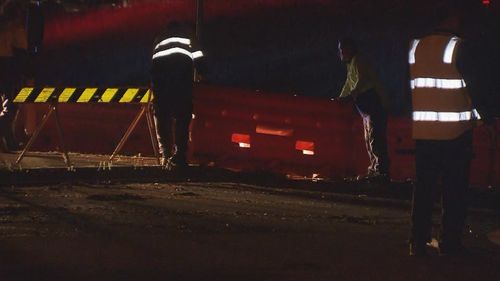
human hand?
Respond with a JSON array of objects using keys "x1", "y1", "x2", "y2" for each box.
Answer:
[
  {"x1": 482, "y1": 117, "x2": 495, "y2": 126},
  {"x1": 194, "y1": 73, "x2": 204, "y2": 83},
  {"x1": 336, "y1": 96, "x2": 353, "y2": 103}
]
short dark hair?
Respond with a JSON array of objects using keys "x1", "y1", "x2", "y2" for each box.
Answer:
[
  {"x1": 338, "y1": 37, "x2": 358, "y2": 53},
  {"x1": 1, "y1": 0, "x2": 25, "y2": 20},
  {"x1": 434, "y1": 0, "x2": 463, "y2": 23},
  {"x1": 167, "y1": 21, "x2": 181, "y2": 31}
]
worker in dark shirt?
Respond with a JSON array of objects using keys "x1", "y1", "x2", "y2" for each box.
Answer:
[
  {"x1": 0, "y1": 1, "x2": 28, "y2": 152},
  {"x1": 150, "y1": 21, "x2": 204, "y2": 170}
]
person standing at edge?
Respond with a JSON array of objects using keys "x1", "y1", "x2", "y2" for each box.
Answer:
[
  {"x1": 150, "y1": 21, "x2": 204, "y2": 170},
  {"x1": 0, "y1": 0, "x2": 28, "y2": 152},
  {"x1": 408, "y1": 3, "x2": 490, "y2": 256},
  {"x1": 337, "y1": 37, "x2": 390, "y2": 183}
]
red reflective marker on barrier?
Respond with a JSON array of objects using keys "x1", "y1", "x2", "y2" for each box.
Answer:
[
  {"x1": 231, "y1": 133, "x2": 251, "y2": 148},
  {"x1": 295, "y1": 140, "x2": 315, "y2": 155}
]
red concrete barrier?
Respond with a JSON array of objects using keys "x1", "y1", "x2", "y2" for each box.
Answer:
[{"x1": 14, "y1": 84, "x2": 499, "y2": 187}]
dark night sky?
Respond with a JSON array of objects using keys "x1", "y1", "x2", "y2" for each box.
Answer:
[{"x1": 35, "y1": 0, "x2": 499, "y2": 116}]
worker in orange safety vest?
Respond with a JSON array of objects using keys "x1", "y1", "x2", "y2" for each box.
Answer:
[{"x1": 408, "y1": 3, "x2": 489, "y2": 257}]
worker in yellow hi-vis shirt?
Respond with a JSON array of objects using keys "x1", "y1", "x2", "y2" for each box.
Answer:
[
  {"x1": 337, "y1": 37, "x2": 390, "y2": 183},
  {"x1": 0, "y1": 0, "x2": 28, "y2": 152}
]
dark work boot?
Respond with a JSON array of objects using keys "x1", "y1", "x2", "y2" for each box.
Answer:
[
  {"x1": 439, "y1": 241, "x2": 468, "y2": 256},
  {"x1": 165, "y1": 154, "x2": 188, "y2": 171},
  {"x1": 409, "y1": 241, "x2": 427, "y2": 257}
]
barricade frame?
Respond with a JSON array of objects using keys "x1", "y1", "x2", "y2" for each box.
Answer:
[{"x1": 12, "y1": 87, "x2": 161, "y2": 168}]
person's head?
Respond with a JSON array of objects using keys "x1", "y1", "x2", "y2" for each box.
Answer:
[
  {"x1": 434, "y1": 1, "x2": 463, "y2": 33},
  {"x1": 338, "y1": 37, "x2": 357, "y2": 63},
  {"x1": 167, "y1": 21, "x2": 181, "y2": 31},
  {"x1": 166, "y1": 20, "x2": 194, "y2": 36},
  {"x1": 1, "y1": 0, "x2": 25, "y2": 22}
]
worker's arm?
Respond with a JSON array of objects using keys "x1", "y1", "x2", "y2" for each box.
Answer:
[
  {"x1": 12, "y1": 25, "x2": 30, "y2": 79},
  {"x1": 338, "y1": 59, "x2": 357, "y2": 100},
  {"x1": 191, "y1": 37, "x2": 207, "y2": 82},
  {"x1": 457, "y1": 37, "x2": 495, "y2": 124},
  {"x1": 339, "y1": 78, "x2": 353, "y2": 99}
]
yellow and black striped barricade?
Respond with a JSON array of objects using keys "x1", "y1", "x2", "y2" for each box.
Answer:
[{"x1": 13, "y1": 87, "x2": 160, "y2": 167}]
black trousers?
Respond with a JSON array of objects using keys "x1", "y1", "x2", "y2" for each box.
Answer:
[
  {"x1": 0, "y1": 58, "x2": 20, "y2": 148},
  {"x1": 151, "y1": 74, "x2": 193, "y2": 163},
  {"x1": 410, "y1": 130, "x2": 473, "y2": 246},
  {"x1": 151, "y1": 59, "x2": 194, "y2": 163},
  {"x1": 354, "y1": 89, "x2": 390, "y2": 175}
]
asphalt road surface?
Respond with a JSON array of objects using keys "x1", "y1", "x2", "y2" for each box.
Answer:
[{"x1": 0, "y1": 181, "x2": 499, "y2": 281}]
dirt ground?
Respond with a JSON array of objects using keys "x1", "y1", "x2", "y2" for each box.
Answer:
[{"x1": 0, "y1": 181, "x2": 499, "y2": 281}]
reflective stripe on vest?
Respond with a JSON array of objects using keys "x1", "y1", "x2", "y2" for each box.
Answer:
[
  {"x1": 410, "y1": 78, "x2": 466, "y2": 89},
  {"x1": 409, "y1": 39, "x2": 420, "y2": 64},
  {"x1": 443, "y1": 36, "x2": 459, "y2": 64},
  {"x1": 413, "y1": 109, "x2": 481, "y2": 122}
]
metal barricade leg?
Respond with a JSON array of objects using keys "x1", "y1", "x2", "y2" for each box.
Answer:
[
  {"x1": 53, "y1": 105, "x2": 71, "y2": 168},
  {"x1": 109, "y1": 105, "x2": 146, "y2": 161},
  {"x1": 15, "y1": 104, "x2": 55, "y2": 165},
  {"x1": 145, "y1": 103, "x2": 161, "y2": 165},
  {"x1": 15, "y1": 104, "x2": 71, "y2": 168}
]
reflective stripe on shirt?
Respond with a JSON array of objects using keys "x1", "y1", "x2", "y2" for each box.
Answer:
[
  {"x1": 152, "y1": 47, "x2": 204, "y2": 60},
  {"x1": 410, "y1": 78, "x2": 466, "y2": 89},
  {"x1": 192, "y1": 50, "x2": 204, "y2": 59},
  {"x1": 154, "y1": 37, "x2": 191, "y2": 51},
  {"x1": 413, "y1": 109, "x2": 481, "y2": 122}
]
